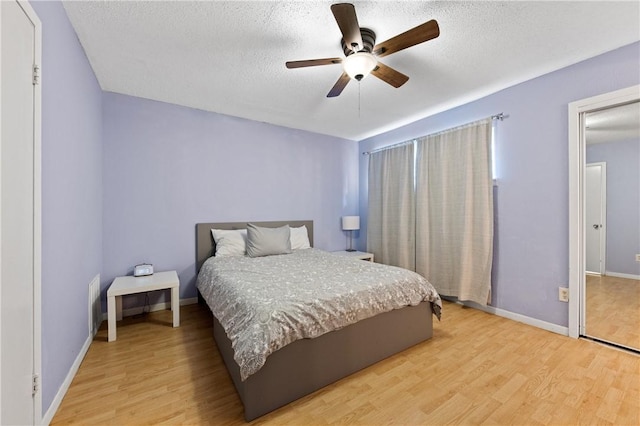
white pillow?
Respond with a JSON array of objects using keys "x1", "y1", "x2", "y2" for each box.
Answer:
[
  {"x1": 290, "y1": 225, "x2": 311, "y2": 250},
  {"x1": 211, "y1": 229, "x2": 247, "y2": 257}
]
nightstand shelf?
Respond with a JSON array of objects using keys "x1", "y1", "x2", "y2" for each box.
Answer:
[{"x1": 332, "y1": 250, "x2": 374, "y2": 262}]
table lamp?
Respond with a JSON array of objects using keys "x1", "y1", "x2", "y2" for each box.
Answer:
[{"x1": 342, "y1": 216, "x2": 360, "y2": 252}]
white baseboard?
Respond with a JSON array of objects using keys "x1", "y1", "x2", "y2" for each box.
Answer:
[
  {"x1": 101, "y1": 297, "x2": 198, "y2": 320},
  {"x1": 41, "y1": 333, "x2": 93, "y2": 426},
  {"x1": 605, "y1": 271, "x2": 640, "y2": 280},
  {"x1": 446, "y1": 298, "x2": 569, "y2": 336}
]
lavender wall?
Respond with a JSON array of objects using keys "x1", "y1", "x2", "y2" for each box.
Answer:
[
  {"x1": 587, "y1": 138, "x2": 640, "y2": 276},
  {"x1": 30, "y1": 0, "x2": 103, "y2": 415},
  {"x1": 358, "y1": 42, "x2": 640, "y2": 327},
  {"x1": 102, "y1": 93, "x2": 359, "y2": 309}
]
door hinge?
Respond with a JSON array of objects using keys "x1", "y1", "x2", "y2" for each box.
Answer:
[
  {"x1": 33, "y1": 65, "x2": 40, "y2": 85},
  {"x1": 32, "y1": 374, "x2": 39, "y2": 396}
]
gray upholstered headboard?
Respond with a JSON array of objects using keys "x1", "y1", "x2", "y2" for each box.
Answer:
[{"x1": 195, "y1": 220, "x2": 314, "y2": 272}]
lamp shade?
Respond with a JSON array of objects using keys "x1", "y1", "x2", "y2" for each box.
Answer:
[
  {"x1": 342, "y1": 216, "x2": 360, "y2": 231},
  {"x1": 342, "y1": 52, "x2": 377, "y2": 81}
]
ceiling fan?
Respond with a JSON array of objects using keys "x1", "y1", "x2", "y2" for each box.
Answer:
[{"x1": 285, "y1": 3, "x2": 440, "y2": 98}]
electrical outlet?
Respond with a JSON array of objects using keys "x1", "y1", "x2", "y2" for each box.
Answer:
[
  {"x1": 636, "y1": 254, "x2": 640, "y2": 262},
  {"x1": 558, "y1": 287, "x2": 569, "y2": 302}
]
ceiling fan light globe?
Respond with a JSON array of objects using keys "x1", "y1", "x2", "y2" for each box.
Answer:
[{"x1": 343, "y1": 52, "x2": 377, "y2": 81}]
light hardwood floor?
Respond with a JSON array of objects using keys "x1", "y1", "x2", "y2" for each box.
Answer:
[
  {"x1": 585, "y1": 274, "x2": 640, "y2": 350},
  {"x1": 52, "y1": 301, "x2": 639, "y2": 425}
]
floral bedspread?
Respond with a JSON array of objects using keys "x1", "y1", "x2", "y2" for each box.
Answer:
[{"x1": 196, "y1": 248, "x2": 441, "y2": 380}]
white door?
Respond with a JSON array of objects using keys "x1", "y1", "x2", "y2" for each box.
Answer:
[
  {"x1": 1, "y1": 1, "x2": 42, "y2": 424},
  {"x1": 585, "y1": 163, "x2": 606, "y2": 274}
]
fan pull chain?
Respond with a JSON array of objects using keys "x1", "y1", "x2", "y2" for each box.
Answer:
[{"x1": 358, "y1": 81, "x2": 361, "y2": 119}]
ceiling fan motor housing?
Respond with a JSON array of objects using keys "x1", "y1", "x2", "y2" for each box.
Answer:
[{"x1": 342, "y1": 27, "x2": 376, "y2": 56}]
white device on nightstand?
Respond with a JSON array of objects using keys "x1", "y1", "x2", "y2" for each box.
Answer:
[{"x1": 133, "y1": 263, "x2": 154, "y2": 277}]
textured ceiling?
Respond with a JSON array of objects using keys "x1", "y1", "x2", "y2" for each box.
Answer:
[{"x1": 62, "y1": 1, "x2": 640, "y2": 141}]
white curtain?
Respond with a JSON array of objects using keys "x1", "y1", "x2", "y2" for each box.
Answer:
[
  {"x1": 415, "y1": 119, "x2": 493, "y2": 305},
  {"x1": 367, "y1": 144, "x2": 416, "y2": 270}
]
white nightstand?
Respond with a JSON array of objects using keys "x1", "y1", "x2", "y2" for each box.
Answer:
[
  {"x1": 107, "y1": 270, "x2": 180, "y2": 342},
  {"x1": 332, "y1": 250, "x2": 374, "y2": 262}
]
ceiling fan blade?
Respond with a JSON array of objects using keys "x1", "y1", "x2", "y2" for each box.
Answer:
[
  {"x1": 331, "y1": 3, "x2": 363, "y2": 53},
  {"x1": 286, "y1": 58, "x2": 343, "y2": 69},
  {"x1": 327, "y1": 72, "x2": 351, "y2": 98},
  {"x1": 373, "y1": 20, "x2": 439, "y2": 58},
  {"x1": 371, "y1": 62, "x2": 409, "y2": 88}
]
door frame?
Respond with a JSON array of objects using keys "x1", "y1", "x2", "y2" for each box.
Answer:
[
  {"x1": 0, "y1": 0, "x2": 42, "y2": 421},
  {"x1": 568, "y1": 85, "x2": 639, "y2": 338},
  {"x1": 585, "y1": 162, "x2": 606, "y2": 275}
]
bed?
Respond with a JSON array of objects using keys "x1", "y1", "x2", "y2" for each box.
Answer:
[{"x1": 195, "y1": 220, "x2": 441, "y2": 421}]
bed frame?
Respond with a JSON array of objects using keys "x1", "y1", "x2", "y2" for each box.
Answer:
[{"x1": 195, "y1": 221, "x2": 434, "y2": 421}]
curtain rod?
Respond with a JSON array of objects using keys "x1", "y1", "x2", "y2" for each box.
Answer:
[{"x1": 362, "y1": 112, "x2": 507, "y2": 155}]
